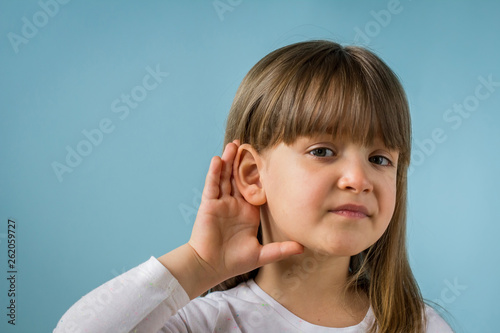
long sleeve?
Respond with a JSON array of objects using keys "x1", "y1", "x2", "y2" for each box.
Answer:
[
  {"x1": 53, "y1": 257, "x2": 190, "y2": 333},
  {"x1": 54, "y1": 257, "x2": 453, "y2": 332}
]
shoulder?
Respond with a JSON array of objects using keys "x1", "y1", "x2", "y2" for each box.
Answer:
[{"x1": 424, "y1": 304, "x2": 454, "y2": 333}]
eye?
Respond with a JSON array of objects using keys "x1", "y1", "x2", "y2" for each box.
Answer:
[
  {"x1": 309, "y1": 147, "x2": 335, "y2": 157},
  {"x1": 369, "y1": 155, "x2": 392, "y2": 166}
]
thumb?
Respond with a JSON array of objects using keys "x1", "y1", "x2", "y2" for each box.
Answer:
[{"x1": 256, "y1": 241, "x2": 304, "y2": 267}]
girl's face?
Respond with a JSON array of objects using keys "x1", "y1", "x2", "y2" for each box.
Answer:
[{"x1": 258, "y1": 134, "x2": 398, "y2": 256}]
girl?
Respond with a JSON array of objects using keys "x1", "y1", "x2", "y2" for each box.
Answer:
[{"x1": 55, "y1": 40, "x2": 452, "y2": 332}]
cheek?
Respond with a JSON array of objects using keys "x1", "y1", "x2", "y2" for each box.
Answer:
[
  {"x1": 382, "y1": 180, "x2": 397, "y2": 221},
  {"x1": 266, "y1": 170, "x2": 308, "y2": 213},
  {"x1": 282, "y1": 170, "x2": 327, "y2": 213},
  {"x1": 263, "y1": 165, "x2": 322, "y2": 224}
]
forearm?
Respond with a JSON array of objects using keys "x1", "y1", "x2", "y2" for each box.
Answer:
[{"x1": 54, "y1": 257, "x2": 189, "y2": 333}]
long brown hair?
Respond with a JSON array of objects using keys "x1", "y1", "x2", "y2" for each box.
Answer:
[{"x1": 214, "y1": 40, "x2": 425, "y2": 332}]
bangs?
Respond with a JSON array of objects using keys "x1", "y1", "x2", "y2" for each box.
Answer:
[
  {"x1": 286, "y1": 50, "x2": 389, "y2": 144},
  {"x1": 227, "y1": 41, "x2": 411, "y2": 166}
]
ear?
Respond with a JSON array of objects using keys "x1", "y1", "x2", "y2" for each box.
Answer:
[{"x1": 233, "y1": 144, "x2": 266, "y2": 206}]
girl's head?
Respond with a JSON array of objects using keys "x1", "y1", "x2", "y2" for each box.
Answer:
[
  {"x1": 219, "y1": 40, "x2": 424, "y2": 332},
  {"x1": 225, "y1": 40, "x2": 411, "y2": 254}
]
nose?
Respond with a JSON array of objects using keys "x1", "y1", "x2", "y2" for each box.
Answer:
[{"x1": 336, "y1": 156, "x2": 373, "y2": 194}]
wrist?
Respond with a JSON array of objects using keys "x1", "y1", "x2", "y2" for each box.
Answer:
[{"x1": 157, "y1": 244, "x2": 221, "y2": 299}]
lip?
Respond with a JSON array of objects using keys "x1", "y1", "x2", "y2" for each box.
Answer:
[{"x1": 330, "y1": 203, "x2": 370, "y2": 218}]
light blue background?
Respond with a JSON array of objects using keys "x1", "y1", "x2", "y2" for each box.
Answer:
[{"x1": 1, "y1": 1, "x2": 499, "y2": 332}]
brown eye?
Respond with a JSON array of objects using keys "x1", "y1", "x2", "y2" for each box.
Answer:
[
  {"x1": 369, "y1": 155, "x2": 392, "y2": 166},
  {"x1": 309, "y1": 148, "x2": 334, "y2": 157}
]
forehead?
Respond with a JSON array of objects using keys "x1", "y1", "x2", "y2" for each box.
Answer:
[{"x1": 293, "y1": 133, "x2": 400, "y2": 151}]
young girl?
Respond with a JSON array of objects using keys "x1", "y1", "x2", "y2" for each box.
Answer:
[{"x1": 55, "y1": 40, "x2": 452, "y2": 332}]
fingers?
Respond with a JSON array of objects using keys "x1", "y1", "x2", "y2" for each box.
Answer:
[
  {"x1": 231, "y1": 176, "x2": 241, "y2": 198},
  {"x1": 256, "y1": 242, "x2": 304, "y2": 268},
  {"x1": 202, "y1": 156, "x2": 222, "y2": 200},
  {"x1": 230, "y1": 140, "x2": 243, "y2": 198},
  {"x1": 203, "y1": 140, "x2": 242, "y2": 200},
  {"x1": 220, "y1": 142, "x2": 238, "y2": 197}
]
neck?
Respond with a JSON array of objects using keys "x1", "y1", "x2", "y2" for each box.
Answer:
[
  {"x1": 254, "y1": 213, "x2": 370, "y2": 327},
  {"x1": 254, "y1": 247, "x2": 351, "y2": 300},
  {"x1": 256, "y1": 211, "x2": 353, "y2": 303},
  {"x1": 254, "y1": 249, "x2": 369, "y2": 327}
]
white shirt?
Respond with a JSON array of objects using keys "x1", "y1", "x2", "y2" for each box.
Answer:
[{"x1": 54, "y1": 257, "x2": 453, "y2": 333}]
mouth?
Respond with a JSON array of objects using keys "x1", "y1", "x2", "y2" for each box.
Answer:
[{"x1": 329, "y1": 204, "x2": 370, "y2": 219}]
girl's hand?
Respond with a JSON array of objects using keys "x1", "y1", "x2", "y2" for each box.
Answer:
[
  {"x1": 188, "y1": 141, "x2": 303, "y2": 286},
  {"x1": 159, "y1": 141, "x2": 303, "y2": 299}
]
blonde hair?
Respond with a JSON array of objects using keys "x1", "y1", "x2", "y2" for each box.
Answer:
[{"x1": 215, "y1": 40, "x2": 425, "y2": 332}]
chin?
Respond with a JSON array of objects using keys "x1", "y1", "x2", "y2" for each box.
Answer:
[
  {"x1": 323, "y1": 247, "x2": 364, "y2": 257},
  {"x1": 315, "y1": 235, "x2": 374, "y2": 257}
]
